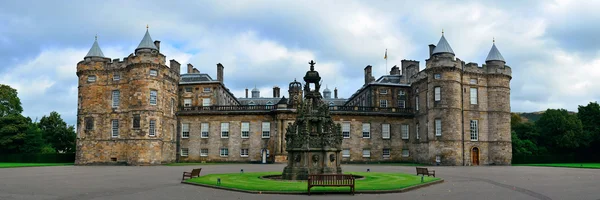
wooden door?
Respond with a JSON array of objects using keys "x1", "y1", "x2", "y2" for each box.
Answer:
[{"x1": 472, "y1": 147, "x2": 479, "y2": 166}]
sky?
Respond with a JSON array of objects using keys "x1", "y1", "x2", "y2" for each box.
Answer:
[{"x1": 1, "y1": 0, "x2": 599, "y2": 126}]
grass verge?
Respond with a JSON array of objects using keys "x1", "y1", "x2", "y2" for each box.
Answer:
[
  {"x1": 165, "y1": 162, "x2": 242, "y2": 166},
  {"x1": 513, "y1": 163, "x2": 600, "y2": 169},
  {"x1": 0, "y1": 163, "x2": 73, "y2": 168},
  {"x1": 185, "y1": 172, "x2": 440, "y2": 192}
]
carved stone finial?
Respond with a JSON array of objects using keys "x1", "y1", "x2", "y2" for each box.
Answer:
[{"x1": 309, "y1": 60, "x2": 316, "y2": 71}]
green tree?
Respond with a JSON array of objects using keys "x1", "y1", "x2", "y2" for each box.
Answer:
[
  {"x1": 511, "y1": 131, "x2": 539, "y2": 155},
  {"x1": 0, "y1": 84, "x2": 23, "y2": 117},
  {"x1": 0, "y1": 114, "x2": 31, "y2": 153},
  {"x1": 577, "y1": 102, "x2": 600, "y2": 143},
  {"x1": 536, "y1": 109, "x2": 588, "y2": 151},
  {"x1": 21, "y1": 122, "x2": 45, "y2": 153},
  {"x1": 39, "y1": 112, "x2": 76, "y2": 153}
]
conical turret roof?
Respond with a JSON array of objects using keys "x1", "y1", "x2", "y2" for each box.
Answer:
[
  {"x1": 85, "y1": 36, "x2": 105, "y2": 58},
  {"x1": 136, "y1": 29, "x2": 158, "y2": 51},
  {"x1": 432, "y1": 35, "x2": 455, "y2": 55},
  {"x1": 485, "y1": 43, "x2": 505, "y2": 62}
]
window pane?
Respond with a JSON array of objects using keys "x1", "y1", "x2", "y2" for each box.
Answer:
[
  {"x1": 149, "y1": 120, "x2": 156, "y2": 136},
  {"x1": 342, "y1": 122, "x2": 350, "y2": 138},
  {"x1": 435, "y1": 119, "x2": 442, "y2": 136},
  {"x1": 150, "y1": 90, "x2": 157, "y2": 105},
  {"x1": 221, "y1": 123, "x2": 229, "y2": 138},
  {"x1": 182, "y1": 123, "x2": 190, "y2": 138},
  {"x1": 470, "y1": 88, "x2": 478, "y2": 104},
  {"x1": 434, "y1": 87, "x2": 441, "y2": 101},
  {"x1": 111, "y1": 120, "x2": 119, "y2": 137},
  {"x1": 401, "y1": 124, "x2": 409, "y2": 139},
  {"x1": 382, "y1": 124, "x2": 390, "y2": 139},
  {"x1": 201, "y1": 123, "x2": 209, "y2": 138},
  {"x1": 362, "y1": 123, "x2": 370, "y2": 138},
  {"x1": 112, "y1": 90, "x2": 120, "y2": 108},
  {"x1": 470, "y1": 120, "x2": 478, "y2": 141},
  {"x1": 262, "y1": 122, "x2": 270, "y2": 138}
]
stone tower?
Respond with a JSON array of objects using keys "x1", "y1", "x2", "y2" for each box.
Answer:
[
  {"x1": 75, "y1": 28, "x2": 180, "y2": 165},
  {"x1": 288, "y1": 79, "x2": 303, "y2": 108},
  {"x1": 282, "y1": 60, "x2": 343, "y2": 180}
]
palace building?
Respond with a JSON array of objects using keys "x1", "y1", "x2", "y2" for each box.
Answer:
[{"x1": 75, "y1": 29, "x2": 512, "y2": 166}]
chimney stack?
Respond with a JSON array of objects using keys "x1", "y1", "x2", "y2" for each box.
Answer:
[
  {"x1": 154, "y1": 40, "x2": 161, "y2": 51},
  {"x1": 217, "y1": 63, "x2": 224, "y2": 83},
  {"x1": 187, "y1": 63, "x2": 194, "y2": 74},
  {"x1": 245, "y1": 88, "x2": 248, "y2": 98},
  {"x1": 334, "y1": 87, "x2": 338, "y2": 99},
  {"x1": 192, "y1": 68, "x2": 200, "y2": 73},
  {"x1": 428, "y1": 44, "x2": 436, "y2": 58},
  {"x1": 273, "y1": 86, "x2": 280, "y2": 98},
  {"x1": 169, "y1": 59, "x2": 180, "y2": 74},
  {"x1": 364, "y1": 65, "x2": 374, "y2": 85}
]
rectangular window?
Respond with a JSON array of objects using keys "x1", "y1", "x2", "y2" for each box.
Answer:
[
  {"x1": 470, "y1": 120, "x2": 479, "y2": 141},
  {"x1": 416, "y1": 123, "x2": 420, "y2": 140},
  {"x1": 221, "y1": 122, "x2": 229, "y2": 138},
  {"x1": 185, "y1": 87, "x2": 192, "y2": 92},
  {"x1": 150, "y1": 90, "x2": 157, "y2": 105},
  {"x1": 434, "y1": 73, "x2": 441, "y2": 79},
  {"x1": 470, "y1": 78, "x2": 478, "y2": 84},
  {"x1": 398, "y1": 100, "x2": 406, "y2": 108},
  {"x1": 113, "y1": 73, "x2": 120, "y2": 81},
  {"x1": 111, "y1": 119, "x2": 119, "y2": 137},
  {"x1": 362, "y1": 123, "x2": 370, "y2": 138},
  {"x1": 342, "y1": 122, "x2": 350, "y2": 138},
  {"x1": 380, "y1": 100, "x2": 387, "y2": 108},
  {"x1": 434, "y1": 87, "x2": 441, "y2": 101},
  {"x1": 150, "y1": 69, "x2": 158, "y2": 76},
  {"x1": 220, "y1": 148, "x2": 229, "y2": 157},
  {"x1": 402, "y1": 149, "x2": 410, "y2": 157},
  {"x1": 380, "y1": 89, "x2": 388, "y2": 94},
  {"x1": 203, "y1": 87, "x2": 211, "y2": 92},
  {"x1": 470, "y1": 88, "x2": 478, "y2": 104},
  {"x1": 241, "y1": 149, "x2": 249, "y2": 157},
  {"x1": 241, "y1": 122, "x2": 250, "y2": 138},
  {"x1": 200, "y1": 149, "x2": 208, "y2": 157},
  {"x1": 262, "y1": 122, "x2": 271, "y2": 138},
  {"x1": 171, "y1": 99, "x2": 175, "y2": 115},
  {"x1": 362, "y1": 149, "x2": 371, "y2": 157},
  {"x1": 401, "y1": 124, "x2": 409, "y2": 139},
  {"x1": 184, "y1": 99, "x2": 192, "y2": 107},
  {"x1": 415, "y1": 96, "x2": 419, "y2": 111},
  {"x1": 383, "y1": 149, "x2": 390, "y2": 158},
  {"x1": 87, "y1": 75, "x2": 96, "y2": 82},
  {"x1": 181, "y1": 148, "x2": 189, "y2": 157},
  {"x1": 149, "y1": 119, "x2": 156, "y2": 136},
  {"x1": 436, "y1": 155, "x2": 441, "y2": 163},
  {"x1": 182, "y1": 123, "x2": 190, "y2": 138},
  {"x1": 435, "y1": 119, "x2": 442, "y2": 136},
  {"x1": 112, "y1": 90, "x2": 120, "y2": 108},
  {"x1": 202, "y1": 98, "x2": 211, "y2": 106},
  {"x1": 85, "y1": 117, "x2": 94, "y2": 130},
  {"x1": 382, "y1": 123, "x2": 390, "y2": 139},
  {"x1": 133, "y1": 114, "x2": 140, "y2": 129},
  {"x1": 342, "y1": 149, "x2": 350, "y2": 158},
  {"x1": 201, "y1": 123, "x2": 209, "y2": 138}
]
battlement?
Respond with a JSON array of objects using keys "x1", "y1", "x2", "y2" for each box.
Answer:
[{"x1": 462, "y1": 61, "x2": 512, "y2": 77}]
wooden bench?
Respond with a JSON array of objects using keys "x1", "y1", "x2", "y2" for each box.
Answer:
[
  {"x1": 416, "y1": 167, "x2": 435, "y2": 177},
  {"x1": 182, "y1": 168, "x2": 202, "y2": 181},
  {"x1": 307, "y1": 174, "x2": 355, "y2": 195}
]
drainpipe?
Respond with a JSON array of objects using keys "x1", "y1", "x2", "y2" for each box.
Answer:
[
  {"x1": 176, "y1": 117, "x2": 181, "y2": 163},
  {"x1": 461, "y1": 64, "x2": 465, "y2": 166}
]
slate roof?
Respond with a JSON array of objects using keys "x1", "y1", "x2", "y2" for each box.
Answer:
[
  {"x1": 85, "y1": 37, "x2": 105, "y2": 58},
  {"x1": 432, "y1": 35, "x2": 455, "y2": 55},
  {"x1": 485, "y1": 43, "x2": 505, "y2": 62},
  {"x1": 136, "y1": 29, "x2": 158, "y2": 51},
  {"x1": 180, "y1": 73, "x2": 215, "y2": 84}
]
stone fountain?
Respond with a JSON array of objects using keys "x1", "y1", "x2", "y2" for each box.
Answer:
[{"x1": 281, "y1": 60, "x2": 343, "y2": 180}]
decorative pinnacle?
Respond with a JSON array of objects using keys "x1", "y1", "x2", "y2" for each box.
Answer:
[
  {"x1": 146, "y1": 24, "x2": 149, "y2": 29},
  {"x1": 95, "y1": 34, "x2": 97, "y2": 40},
  {"x1": 442, "y1": 29, "x2": 444, "y2": 35},
  {"x1": 493, "y1": 37, "x2": 495, "y2": 43}
]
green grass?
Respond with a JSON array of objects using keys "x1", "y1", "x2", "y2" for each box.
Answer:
[
  {"x1": 346, "y1": 162, "x2": 426, "y2": 166},
  {"x1": 165, "y1": 162, "x2": 242, "y2": 166},
  {"x1": 514, "y1": 163, "x2": 600, "y2": 169},
  {"x1": 186, "y1": 172, "x2": 440, "y2": 192},
  {"x1": 0, "y1": 163, "x2": 73, "y2": 168}
]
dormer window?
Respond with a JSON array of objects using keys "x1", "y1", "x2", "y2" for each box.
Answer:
[
  {"x1": 266, "y1": 101, "x2": 273, "y2": 105},
  {"x1": 249, "y1": 101, "x2": 255, "y2": 105},
  {"x1": 149, "y1": 69, "x2": 158, "y2": 76},
  {"x1": 87, "y1": 75, "x2": 96, "y2": 82},
  {"x1": 329, "y1": 101, "x2": 334, "y2": 106}
]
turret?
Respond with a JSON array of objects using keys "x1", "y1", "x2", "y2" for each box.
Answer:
[
  {"x1": 135, "y1": 26, "x2": 159, "y2": 55},
  {"x1": 84, "y1": 36, "x2": 106, "y2": 59},
  {"x1": 485, "y1": 39, "x2": 506, "y2": 69},
  {"x1": 431, "y1": 31, "x2": 455, "y2": 59},
  {"x1": 323, "y1": 85, "x2": 331, "y2": 99},
  {"x1": 251, "y1": 86, "x2": 260, "y2": 98}
]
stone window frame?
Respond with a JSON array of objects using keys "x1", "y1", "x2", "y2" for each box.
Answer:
[
  {"x1": 113, "y1": 72, "x2": 120, "y2": 81},
  {"x1": 470, "y1": 78, "x2": 478, "y2": 84},
  {"x1": 182, "y1": 123, "x2": 190, "y2": 138},
  {"x1": 87, "y1": 75, "x2": 96, "y2": 83},
  {"x1": 379, "y1": 89, "x2": 388, "y2": 94},
  {"x1": 397, "y1": 100, "x2": 406, "y2": 108},
  {"x1": 241, "y1": 122, "x2": 250, "y2": 138},
  {"x1": 379, "y1": 100, "x2": 388, "y2": 108},
  {"x1": 362, "y1": 123, "x2": 370, "y2": 138},
  {"x1": 85, "y1": 117, "x2": 94, "y2": 131},
  {"x1": 383, "y1": 148, "x2": 391, "y2": 158},
  {"x1": 402, "y1": 149, "x2": 410, "y2": 157},
  {"x1": 240, "y1": 149, "x2": 249, "y2": 157},
  {"x1": 149, "y1": 69, "x2": 158, "y2": 76},
  {"x1": 401, "y1": 124, "x2": 409, "y2": 139},
  {"x1": 111, "y1": 119, "x2": 119, "y2": 138},
  {"x1": 185, "y1": 87, "x2": 192, "y2": 93},
  {"x1": 362, "y1": 149, "x2": 371, "y2": 158},
  {"x1": 416, "y1": 123, "x2": 420, "y2": 140},
  {"x1": 434, "y1": 73, "x2": 441, "y2": 79},
  {"x1": 341, "y1": 122, "x2": 350, "y2": 138},
  {"x1": 220, "y1": 148, "x2": 229, "y2": 157},
  {"x1": 132, "y1": 114, "x2": 141, "y2": 129},
  {"x1": 221, "y1": 122, "x2": 229, "y2": 138},
  {"x1": 112, "y1": 90, "x2": 120, "y2": 108},
  {"x1": 201, "y1": 123, "x2": 209, "y2": 138},
  {"x1": 342, "y1": 149, "x2": 350, "y2": 158},
  {"x1": 200, "y1": 149, "x2": 208, "y2": 157},
  {"x1": 262, "y1": 122, "x2": 271, "y2": 138},
  {"x1": 181, "y1": 148, "x2": 189, "y2": 157},
  {"x1": 202, "y1": 98, "x2": 211, "y2": 106},
  {"x1": 435, "y1": 119, "x2": 442, "y2": 136},
  {"x1": 149, "y1": 90, "x2": 158, "y2": 105},
  {"x1": 203, "y1": 87, "x2": 211, "y2": 93},
  {"x1": 149, "y1": 119, "x2": 156, "y2": 137},
  {"x1": 183, "y1": 98, "x2": 192, "y2": 107},
  {"x1": 381, "y1": 123, "x2": 390, "y2": 139},
  {"x1": 470, "y1": 120, "x2": 479, "y2": 141},
  {"x1": 434, "y1": 86, "x2": 441, "y2": 102},
  {"x1": 470, "y1": 88, "x2": 478, "y2": 105}
]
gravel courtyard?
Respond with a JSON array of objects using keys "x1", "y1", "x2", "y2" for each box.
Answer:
[{"x1": 0, "y1": 164, "x2": 598, "y2": 200}]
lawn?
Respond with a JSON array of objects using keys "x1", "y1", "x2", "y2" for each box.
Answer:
[
  {"x1": 0, "y1": 163, "x2": 73, "y2": 168},
  {"x1": 185, "y1": 172, "x2": 440, "y2": 192},
  {"x1": 514, "y1": 163, "x2": 600, "y2": 169},
  {"x1": 165, "y1": 162, "x2": 241, "y2": 166},
  {"x1": 346, "y1": 162, "x2": 426, "y2": 166}
]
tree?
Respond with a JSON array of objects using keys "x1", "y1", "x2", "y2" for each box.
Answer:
[
  {"x1": 577, "y1": 102, "x2": 600, "y2": 143},
  {"x1": 0, "y1": 114, "x2": 31, "y2": 153},
  {"x1": 536, "y1": 109, "x2": 588, "y2": 151},
  {"x1": 21, "y1": 122, "x2": 45, "y2": 154},
  {"x1": 0, "y1": 84, "x2": 23, "y2": 117},
  {"x1": 39, "y1": 112, "x2": 76, "y2": 153},
  {"x1": 511, "y1": 131, "x2": 539, "y2": 155}
]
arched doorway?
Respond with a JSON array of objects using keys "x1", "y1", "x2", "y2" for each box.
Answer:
[{"x1": 471, "y1": 147, "x2": 480, "y2": 166}]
